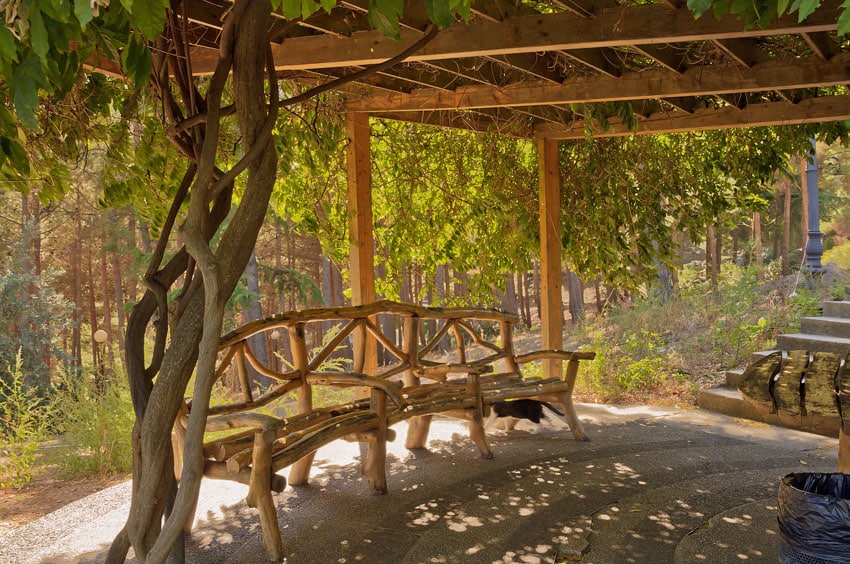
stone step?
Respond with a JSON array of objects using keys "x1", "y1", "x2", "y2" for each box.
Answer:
[
  {"x1": 697, "y1": 386, "x2": 839, "y2": 437},
  {"x1": 800, "y1": 315, "x2": 850, "y2": 338},
  {"x1": 725, "y1": 369, "x2": 743, "y2": 388},
  {"x1": 822, "y1": 300, "x2": 850, "y2": 318},
  {"x1": 775, "y1": 333, "x2": 850, "y2": 354}
]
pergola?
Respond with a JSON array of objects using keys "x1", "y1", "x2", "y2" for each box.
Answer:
[
  {"x1": 108, "y1": 0, "x2": 847, "y2": 378},
  {"x1": 78, "y1": 4, "x2": 850, "y2": 557},
  {"x1": 92, "y1": 0, "x2": 850, "y2": 373}
]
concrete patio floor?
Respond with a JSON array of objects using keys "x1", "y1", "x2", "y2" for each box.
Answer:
[{"x1": 0, "y1": 404, "x2": 839, "y2": 563}]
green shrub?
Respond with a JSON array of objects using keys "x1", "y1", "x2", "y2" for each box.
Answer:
[
  {"x1": 52, "y1": 374, "x2": 134, "y2": 478},
  {"x1": 0, "y1": 356, "x2": 51, "y2": 488}
]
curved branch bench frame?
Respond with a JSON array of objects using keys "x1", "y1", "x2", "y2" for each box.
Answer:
[{"x1": 173, "y1": 300, "x2": 595, "y2": 560}]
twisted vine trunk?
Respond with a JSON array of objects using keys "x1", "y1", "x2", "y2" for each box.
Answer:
[{"x1": 107, "y1": 2, "x2": 277, "y2": 562}]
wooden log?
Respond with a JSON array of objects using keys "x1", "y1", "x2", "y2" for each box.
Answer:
[
  {"x1": 207, "y1": 377, "x2": 303, "y2": 417},
  {"x1": 235, "y1": 345, "x2": 254, "y2": 404},
  {"x1": 467, "y1": 371, "x2": 493, "y2": 459},
  {"x1": 840, "y1": 427, "x2": 850, "y2": 474},
  {"x1": 802, "y1": 352, "x2": 841, "y2": 417},
  {"x1": 343, "y1": 428, "x2": 397, "y2": 443},
  {"x1": 774, "y1": 350, "x2": 810, "y2": 416},
  {"x1": 560, "y1": 358, "x2": 589, "y2": 441},
  {"x1": 500, "y1": 319, "x2": 520, "y2": 374},
  {"x1": 271, "y1": 413, "x2": 379, "y2": 473},
  {"x1": 307, "y1": 318, "x2": 358, "y2": 371},
  {"x1": 389, "y1": 397, "x2": 475, "y2": 426},
  {"x1": 405, "y1": 414, "x2": 433, "y2": 448},
  {"x1": 514, "y1": 349, "x2": 596, "y2": 364},
  {"x1": 289, "y1": 322, "x2": 315, "y2": 486},
  {"x1": 440, "y1": 409, "x2": 476, "y2": 421},
  {"x1": 204, "y1": 460, "x2": 286, "y2": 492},
  {"x1": 306, "y1": 371, "x2": 406, "y2": 409},
  {"x1": 363, "y1": 388, "x2": 388, "y2": 494},
  {"x1": 219, "y1": 300, "x2": 518, "y2": 348},
  {"x1": 246, "y1": 431, "x2": 284, "y2": 561},
  {"x1": 737, "y1": 350, "x2": 781, "y2": 413}
]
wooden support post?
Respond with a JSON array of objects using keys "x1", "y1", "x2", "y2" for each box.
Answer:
[
  {"x1": 840, "y1": 428, "x2": 849, "y2": 473},
  {"x1": 246, "y1": 430, "x2": 284, "y2": 561},
  {"x1": 538, "y1": 138, "x2": 563, "y2": 380},
  {"x1": 467, "y1": 371, "x2": 493, "y2": 458},
  {"x1": 288, "y1": 322, "x2": 315, "y2": 486},
  {"x1": 363, "y1": 388, "x2": 388, "y2": 493},
  {"x1": 403, "y1": 315, "x2": 432, "y2": 449},
  {"x1": 347, "y1": 112, "x2": 377, "y2": 378}
]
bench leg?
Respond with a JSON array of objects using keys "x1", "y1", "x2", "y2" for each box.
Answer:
[
  {"x1": 246, "y1": 431, "x2": 284, "y2": 561},
  {"x1": 556, "y1": 390, "x2": 589, "y2": 442},
  {"x1": 469, "y1": 413, "x2": 493, "y2": 459},
  {"x1": 468, "y1": 372, "x2": 492, "y2": 458},
  {"x1": 363, "y1": 389, "x2": 388, "y2": 494},
  {"x1": 560, "y1": 360, "x2": 589, "y2": 441},
  {"x1": 288, "y1": 452, "x2": 317, "y2": 486},
  {"x1": 405, "y1": 415, "x2": 433, "y2": 449}
]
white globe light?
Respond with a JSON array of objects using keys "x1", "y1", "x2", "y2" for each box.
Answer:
[{"x1": 94, "y1": 329, "x2": 108, "y2": 343}]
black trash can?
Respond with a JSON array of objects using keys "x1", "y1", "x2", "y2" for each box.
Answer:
[{"x1": 777, "y1": 472, "x2": 850, "y2": 564}]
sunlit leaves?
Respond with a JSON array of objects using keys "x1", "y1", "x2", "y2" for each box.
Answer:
[{"x1": 691, "y1": 0, "x2": 850, "y2": 35}]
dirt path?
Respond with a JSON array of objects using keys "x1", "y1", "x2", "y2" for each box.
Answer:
[{"x1": 0, "y1": 474, "x2": 127, "y2": 538}]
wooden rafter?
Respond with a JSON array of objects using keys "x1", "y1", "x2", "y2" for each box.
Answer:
[
  {"x1": 533, "y1": 95, "x2": 850, "y2": 138},
  {"x1": 346, "y1": 52, "x2": 850, "y2": 112}
]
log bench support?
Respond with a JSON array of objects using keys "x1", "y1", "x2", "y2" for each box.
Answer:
[{"x1": 184, "y1": 300, "x2": 595, "y2": 560}]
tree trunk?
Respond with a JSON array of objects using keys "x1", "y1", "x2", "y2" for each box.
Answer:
[
  {"x1": 532, "y1": 260, "x2": 541, "y2": 322},
  {"x1": 111, "y1": 4, "x2": 280, "y2": 561},
  {"x1": 566, "y1": 266, "x2": 584, "y2": 324},
  {"x1": 783, "y1": 178, "x2": 791, "y2": 276},
  {"x1": 753, "y1": 211, "x2": 763, "y2": 280}
]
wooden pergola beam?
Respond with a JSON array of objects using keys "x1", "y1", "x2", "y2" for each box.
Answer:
[
  {"x1": 347, "y1": 52, "x2": 850, "y2": 112},
  {"x1": 533, "y1": 95, "x2": 850, "y2": 138},
  {"x1": 255, "y1": 4, "x2": 840, "y2": 71}
]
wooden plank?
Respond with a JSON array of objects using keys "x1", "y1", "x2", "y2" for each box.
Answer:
[
  {"x1": 533, "y1": 95, "x2": 850, "y2": 139},
  {"x1": 259, "y1": 4, "x2": 841, "y2": 71},
  {"x1": 538, "y1": 139, "x2": 563, "y2": 380},
  {"x1": 347, "y1": 52, "x2": 850, "y2": 112}
]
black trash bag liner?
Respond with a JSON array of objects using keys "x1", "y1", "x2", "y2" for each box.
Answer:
[{"x1": 778, "y1": 472, "x2": 850, "y2": 556}]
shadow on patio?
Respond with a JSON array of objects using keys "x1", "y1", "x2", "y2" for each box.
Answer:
[{"x1": 5, "y1": 404, "x2": 837, "y2": 564}]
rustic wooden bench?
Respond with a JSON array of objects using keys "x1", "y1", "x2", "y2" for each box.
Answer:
[
  {"x1": 737, "y1": 349, "x2": 850, "y2": 473},
  {"x1": 171, "y1": 300, "x2": 595, "y2": 560}
]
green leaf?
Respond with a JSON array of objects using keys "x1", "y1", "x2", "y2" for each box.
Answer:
[
  {"x1": 29, "y1": 8, "x2": 49, "y2": 62},
  {"x1": 131, "y1": 0, "x2": 168, "y2": 40},
  {"x1": 320, "y1": 0, "x2": 336, "y2": 13},
  {"x1": 121, "y1": 33, "x2": 152, "y2": 89},
  {"x1": 75, "y1": 0, "x2": 94, "y2": 27},
  {"x1": 12, "y1": 75, "x2": 38, "y2": 130},
  {"x1": 797, "y1": 0, "x2": 821, "y2": 21},
  {"x1": 0, "y1": 26, "x2": 18, "y2": 64},
  {"x1": 686, "y1": 0, "x2": 712, "y2": 18},
  {"x1": 282, "y1": 0, "x2": 301, "y2": 19},
  {"x1": 425, "y1": 0, "x2": 454, "y2": 28},
  {"x1": 777, "y1": 0, "x2": 791, "y2": 16},
  {"x1": 368, "y1": 0, "x2": 403, "y2": 39},
  {"x1": 301, "y1": 0, "x2": 320, "y2": 19},
  {"x1": 838, "y1": 0, "x2": 850, "y2": 34},
  {"x1": 2, "y1": 137, "x2": 30, "y2": 174},
  {"x1": 38, "y1": 0, "x2": 71, "y2": 22}
]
